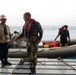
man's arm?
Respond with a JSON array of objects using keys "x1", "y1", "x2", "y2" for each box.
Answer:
[
  {"x1": 37, "y1": 22, "x2": 43, "y2": 41},
  {"x1": 18, "y1": 28, "x2": 24, "y2": 39},
  {"x1": 6, "y1": 25, "x2": 11, "y2": 42},
  {"x1": 55, "y1": 34, "x2": 59, "y2": 41},
  {"x1": 67, "y1": 30, "x2": 70, "y2": 43},
  {"x1": 55, "y1": 30, "x2": 61, "y2": 41},
  {"x1": 14, "y1": 28, "x2": 24, "y2": 41},
  {"x1": 68, "y1": 36, "x2": 70, "y2": 43}
]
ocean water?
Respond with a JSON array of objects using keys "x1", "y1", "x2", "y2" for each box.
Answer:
[{"x1": 10, "y1": 26, "x2": 76, "y2": 41}]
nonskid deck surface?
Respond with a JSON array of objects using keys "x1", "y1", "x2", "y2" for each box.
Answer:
[{"x1": 0, "y1": 58, "x2": 76, "y2": 75}]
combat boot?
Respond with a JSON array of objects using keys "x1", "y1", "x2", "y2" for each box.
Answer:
[
  {"x1": 5, "y1": 61, "x2": 12, "y2": 66},
  {"x1": 30, "y1": 66, "x2": 36, "y2": 75},
  {"x1": 1, "y1": 59, "x2": 5, "y2": 68},
  {"x1": 1, "y1": 63, "x2": 5, "y2": 68}
]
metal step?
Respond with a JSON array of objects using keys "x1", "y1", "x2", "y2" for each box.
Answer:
[{"x1": 0, "y1": 58, "x2": 76, "y2": 75}]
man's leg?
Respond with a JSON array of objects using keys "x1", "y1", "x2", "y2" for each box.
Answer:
[
  {"x1": 60, "y1": 39, "x2": 63, "y2": 47},
  {"x1": 0, "y1": 43, "x2": 5, "y2": 67},
  {"x1": 64, "y1": 39, "x2": 68, "y2": 46},
  {"x1": 4, "y1": 43, "x2": 8, "y2": 62},
  {"x1": 4, "y1": 43, "x2": 12, "y2": 65},
  {"x1": 26, "y1": 42, "x2": 31, "y2": 60},
  {"x1": 30, "y1": 43, "x2": 38, "y2": 74},
  {"x1": 33, "y1": 44, "x2": 38, "y2": 67},
  {"x1": 65, "y1": 43, "x2": 68, "y2": 46},
  {"x1": 30, "y1": 43, "x2": 38, "y2": 67},
  {"x1": 60, "y1": 43, "x2": 63, "y2": 47}
]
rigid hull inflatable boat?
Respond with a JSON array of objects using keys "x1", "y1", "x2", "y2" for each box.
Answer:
[{"x1": 8, "y1": 39, "x2": 76, "y2": 58}]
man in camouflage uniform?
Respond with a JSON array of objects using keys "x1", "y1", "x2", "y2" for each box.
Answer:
[{"x1": 15, "y1": 12, "x2": 43, "y2": 74}]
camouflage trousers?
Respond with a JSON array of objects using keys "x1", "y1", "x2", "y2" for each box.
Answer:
[{"x1": 26, "y1": 40, "x2": 38, "y2": 67}]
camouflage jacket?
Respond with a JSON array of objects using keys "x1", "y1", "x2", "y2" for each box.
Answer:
[{"x1": 18, "y1": 21, "x2": 43, "y2": 43}]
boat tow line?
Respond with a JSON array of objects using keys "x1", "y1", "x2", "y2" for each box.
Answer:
[
  {"x1": 9, "y1": 49, "x2": 44, "y2": 54},
  {"x1": 10, "y1": 58, "x2": 24, "y2": 75},
  {"x1": 57, "y1": 57, "x2": 76, "y2": 71},
  {"x1": 38, "y1": 49, "x2": 44, "y2": 53},
  {"x1": 37, "y1": 60, "x2": 46, "y2": 65}
]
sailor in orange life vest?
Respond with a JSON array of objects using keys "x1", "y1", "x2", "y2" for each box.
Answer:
[
  {"x1": 55, "y1": 25, "x2": 70, "y2": 47},
  {"x1": 14, "y1": 12, "x2": 43, "y2": 74}
]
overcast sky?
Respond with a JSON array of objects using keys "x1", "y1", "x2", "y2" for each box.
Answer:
[{"x1": 0, "y1": 0, "x2": 76, "y2": 26}]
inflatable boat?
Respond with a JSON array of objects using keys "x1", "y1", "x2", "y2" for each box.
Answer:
[{"x1": 8, "y1": 39, "x2": 76, "y2": 58}]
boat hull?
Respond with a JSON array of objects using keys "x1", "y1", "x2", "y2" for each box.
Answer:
[{"x1": 8, "y1": 45, "x2": 76, "y2": 58}]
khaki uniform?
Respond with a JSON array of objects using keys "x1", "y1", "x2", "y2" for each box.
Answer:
[
  {"x1": 0, "y1": 23, "x2": 10, "y2": 60},
  {"x1": 0, "y1": 24, "x2": 10, "y2": 43}
]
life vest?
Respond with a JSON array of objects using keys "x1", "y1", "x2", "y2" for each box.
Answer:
[
  {"x1": 58, "y1": 27, "x2": 63, "y2": 30},
  {"x1": 23, "y1": 19, "x2": 34, "y2": 32},
  {"x1": 50, "y1": 41, "x2": 59, "y2": 47},
  {"x1": 58, "y1": 26, "x2": 64, "y2": 30}
]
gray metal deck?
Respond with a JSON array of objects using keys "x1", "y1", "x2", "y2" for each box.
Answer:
[{"x1": 0, "y1": 58, "x2": 76, "y2": 75}]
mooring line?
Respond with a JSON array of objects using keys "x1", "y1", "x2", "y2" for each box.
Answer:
[
  {"x1": 57, "y1": 57, "x2": 76, "y2": 71},
  {"x1": 10, "y1": 58, "x2": 24, "y2": 75}
]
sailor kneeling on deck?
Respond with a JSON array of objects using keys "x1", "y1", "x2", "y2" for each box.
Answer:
[
  {"x1": 0, "y1": 15, "x2": 12, "y2": 67},
  {"x1": 14, "y1": 12, "x2": 43, "y2": 74}
]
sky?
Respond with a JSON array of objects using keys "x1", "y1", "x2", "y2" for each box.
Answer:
[{"x1": 0, "y1": 0, "x2": 76, "y2": 26}]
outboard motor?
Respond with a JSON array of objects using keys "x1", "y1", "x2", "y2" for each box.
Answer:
[
  {"x1": 11, "y1": 31, "x2": 20, "y2": 48},
  {"x1": 11, "y1": 31, "x2": 19, "y2": 40}
]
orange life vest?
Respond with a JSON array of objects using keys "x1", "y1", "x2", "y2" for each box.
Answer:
[{"x1": 50, "y1": 41, "x2": 59, "y2": 47}]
